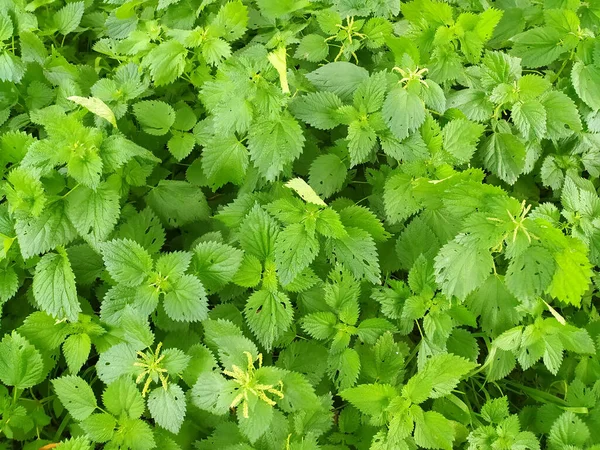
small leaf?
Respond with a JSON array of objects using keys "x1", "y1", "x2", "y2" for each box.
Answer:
[{"x1": 52, "y1": 375, "x2": 97, "y2": 421}]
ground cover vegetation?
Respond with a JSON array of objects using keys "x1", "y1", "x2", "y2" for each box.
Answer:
[{"x1": 0, "y1": 0, "x2": 600, "y2": 448}]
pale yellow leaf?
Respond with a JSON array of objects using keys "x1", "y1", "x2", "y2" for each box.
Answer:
[
  {"x1": 68, "y1": 96, "x2": 117, "y2": 128},
  {"x1": 285, "y1": 178, "x2": 326, "y2": 206}
]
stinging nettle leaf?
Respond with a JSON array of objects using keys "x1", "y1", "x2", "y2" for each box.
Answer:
[{"x1": 33, "y1": 249, "x2": 81, "y2": 322}]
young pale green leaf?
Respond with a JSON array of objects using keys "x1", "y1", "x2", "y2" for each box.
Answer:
[
  {"x1": 148, "y1": 384, "x2": 187, "y2": 433},
  {"x1": 52, "y1": 375, "x2": 97, "y2": 421}
]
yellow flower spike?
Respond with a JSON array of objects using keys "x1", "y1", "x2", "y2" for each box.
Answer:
[
  {"x1": 141, "y1": 376, "x2": 153, "y2": 397},
  {"x1": 132, "y1": 342, "x2": 170, "y2": 397},
  {"x1": 223, "y1": 352, "x2": 285, "y2": 419}
]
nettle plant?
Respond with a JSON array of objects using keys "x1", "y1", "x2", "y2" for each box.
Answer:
[{"x1": 1, "y1": 0, "x2": 600, "y2": 448}]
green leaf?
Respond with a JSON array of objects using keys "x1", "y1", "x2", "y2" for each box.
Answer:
[
  {"x1": 442, "y1": 119, "x2": 485, "y2": 163},
  {"x1": 480, "y1": 396, "x2": 509, "y2": 423},
  {"x1": 329, "y1": 227, "x2": 381, "y2": 284},
  {"x1": 306, "y1": 62, "x2": 369, "y2": 102},
  {"x1": 316, "y1": 208, "x2": 347, "y2": 239},
  {"x1": 248, "y1": 112, "x2": 305, "y2": 181},
  {"x1": 232, "y1": 254, "x2": 263, "y2": 288},
  {"x1": 143, "y1": 40, "x2": 187, "y2": 86},
  {"x1": 412, "y1": 408, "x2": 455, "y2": 450},
  {"x1": 33, "y1": 249, "x2": 81, "y2": 322},
  {"x1": 510, "y1": 27, "x2": 565, "y2": 68},
  {"x1": 163, "y1": 274, "x2": 209, "y2": 322},
  {"x1": 201, "y1": 135, "x2": 248, "y2": 189},
  {"x1": 66, "y1": 182, "x2": 120, "y2": 245},
  {"x1": 132, "y1": 100, "x2": 176, "y2": 136},
  {"x1": 290, "y1": 92, "x2": 342, "y2": 130},
  {"x1": 101, "y1": 239, "x2": 153, "y2": 286},
  {"x1": 0, "y1": 52, "x2": 25, "y2": 83},
  {"x1": 547, "y1": 240, "x2": 592, "y2": 306},
  {"x1": 55, "y1": 1, "x2": 84, "y2": 34},
  {"x1": 192, "y1": 241, "x2": 244, "y2": 292},
  {"x1": 0, "y1": 14, "x2": 13, "y2": 41},
  {"x1": 80, "y1": 413, "x2": 116, "y2": 443},
  {"x1": 52, "y1": 375, "x2": 97, "y2": 421},
  {"x1": 572, "y1": 62, "x2": 600, "y2": 111},
  {"x1": 155, "y1": 251, "x2": 191, "y2": 279},
  {"x1": 274, "y1": 223, "x2": 319, "y2": 285},
  {"x1": 63, "y1": 333, "x2": 91, "y2": 374},
  {"x1": 384, "y1": 172, "x2": 420, "y2": 224},
  {"x1": 167, "y1": 132, "x2": 195, "y2": 161},
  {"x1": 435, "y1": 235, "x2": 494, "y2": 300},
  {"x1": 348, "y1": 119, "x2": 378, "y2": 166},
  {"x1": 0, "y1": 332, "x2": 44, "y2": 389},
  {"x1": 102, "y1": 377, "x2": 145, "y2": 419},
  {"x1": 467, "y1": 275, "x2": 521, "y2": 337},
  {"x1": 294, "y1": 34, "x2": 329, "y2": 62},
  {"x1": 15, "y1": 200, "x2": 78, "y2": 259},
  {"x1": 96, "y1": 343, "x2": 138, "y2": 384},
  {"x1": 309, "y1": 153, "x2": 348, "y2": 198},
  {"x1": 512, "y1": 100, "x2": 547, "y2": 140},
  {"x1": 341, "y1": 384, "x2": 397, "y2": 427},
  {"x1": 209, "y1": 1, "x2": 248, "y2": 41},
  {"x1": 541, "y1": 91, "x2": 582, "y2": 139},
  {"x1": 239, "y1": 205, "x2": 280, "y2": 261},
  {"x1": 328, "y1": 347, "x2": 361, "y2": 390},
  {"x1": 548, "y1": 411, "x2": 590, "y2": 449},
  {"x1": 0, "y1": 266, "x2": 18, "y2": 303},
  {"x1": 505, "y1": 244, "x2": 555, "y2": 301},
  {"x1": 405, "y1": 353, "x2": 477, "y2": 403},
  {"x1": 147, "y1": 180, "x2": 210, "y2": 228},
  {"x1": 383, "y1": 87, "x2": 426, "y2": 140},
  {"x1": 302, "y1": 312, "x2": 338, "y2": 340},
  {"x1": 244, "y1": 289, "x2": 294, "y2": 350},
  {"x1": 113, "y1": 418, "x2": 156, "y2": 450},
  {"x1": 479, "y1": 132, "x2": 526, "y2": 185},
  {"x1": 148, "y1": 384, "x2": 187, "y2": 433},
  {"x1": 191, "y1": 371, "x2": 233, "y2": 415}
]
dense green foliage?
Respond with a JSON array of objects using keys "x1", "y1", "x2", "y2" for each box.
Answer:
[{"x1": 1, "y1": 0, "x2": 600, "y2": 448}]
